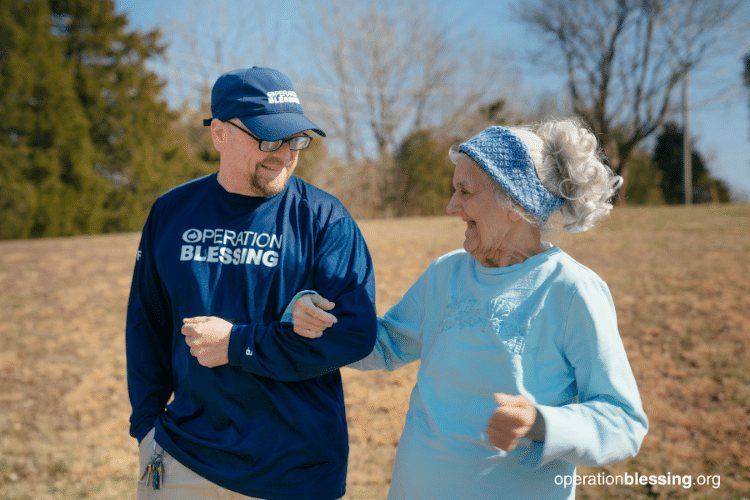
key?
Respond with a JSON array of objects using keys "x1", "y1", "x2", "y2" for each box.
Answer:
[
  {"x1": 140, "y1": 463, "x2": 152, "y2": 482},
  {"x1": 152, "y1": 456, "x2": 163, "y2": 490}
]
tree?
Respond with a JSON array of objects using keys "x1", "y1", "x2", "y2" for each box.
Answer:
[
  {"x1": 0, "y1": 0, "x2": 209, "y2": 239},
  {"x1": 622, "y1": 150, "x2": 664, "y2": 205},
  {"x1": 652, "y1": 122, "x2": 730, "y2": 203},
  {"x1": 49, "y1": 0, "x2": 209, "y2": 232},
  {"x1": 301, "y1": 0, "x2": 506, "y2": 216},
  {"x1": 520, "y1": 0, "x2": 742, "y2": 205},
  {"x1": 393, "y1": 130, "x2": 456, "y2": 216},
  {"x1": 0, "y1": 0, "x2": 109, "y2": 238},
  {"x1": 391, "y1": 99, "x2": 523, "y2": 217},
  {"x1": 480, "y1": 100, "x2": 512, "y2": 127},
  {"x1": 156, "y1": 0, "x2": 283, "y2": 111},
  {"x1": 292, "y1": 133, "x2": 330, "y2": 186}
]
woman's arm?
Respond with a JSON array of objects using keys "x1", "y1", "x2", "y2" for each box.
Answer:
[
  {"x1": 287, "y1": 258, "x2": 440, "y2": 372},
  {"x1": 527, "y1": 279, "x2": 649, "y2": 469}
]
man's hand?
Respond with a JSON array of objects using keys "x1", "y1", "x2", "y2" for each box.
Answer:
[
  {"x1": 485, "y1": 393, "x2": 543, "y2": 451},
  {"x1": 293, "y1": 294, "x2": 337, "y2": 339},
  {"x1": 181, "y1": 316, "x2": 232, "y2": 368}
]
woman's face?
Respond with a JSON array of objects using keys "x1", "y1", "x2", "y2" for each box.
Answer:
[{"x1": 446, "y1": 156, "x2": 515, "y2": 265}]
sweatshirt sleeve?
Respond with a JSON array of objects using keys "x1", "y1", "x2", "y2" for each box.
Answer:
[
  {"x1": 125, "y1": 207, "x2": 174, "y2": 443},
  {"x1": 280, "y1": 280, "x2": 425, "y2": 373},
  {"x1": 521, "y1": 279, "x2": 648, "y2": 469},
  {"x1": 227, "y1": 217, "x2": 378, "y2": 381},
  {"x1": 347, "y1": 260, "x2": 431, "y2": 372}
]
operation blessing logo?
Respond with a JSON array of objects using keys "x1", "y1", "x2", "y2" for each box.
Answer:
[
  {"x1": 267, "y1": 90, "x2": 300, "y2": 104},
  {"x1": 180, "y1": 228, "x2": 281, "y2": 268}
]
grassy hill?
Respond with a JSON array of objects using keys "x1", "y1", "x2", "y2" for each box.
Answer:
[{"x1": 1, "y1": 205, "x2": 748, "y2": 499}]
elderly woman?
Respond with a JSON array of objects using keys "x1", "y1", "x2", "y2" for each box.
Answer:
[{"x1": 288, "y1": 119, "x2": 648, "y2": 499}]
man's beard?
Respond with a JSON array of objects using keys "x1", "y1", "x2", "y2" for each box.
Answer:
[{"x1": 249, "y1": 168, "x2": 291, "y2": 197}]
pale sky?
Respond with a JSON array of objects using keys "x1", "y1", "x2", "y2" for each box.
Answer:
[{"x1": 116, "y1": 0, "x2": 750, "y2": 201}]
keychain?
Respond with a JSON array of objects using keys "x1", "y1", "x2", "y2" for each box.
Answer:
[{"x1": 140, "y1": 440, "x2": 165, "y2": 490}]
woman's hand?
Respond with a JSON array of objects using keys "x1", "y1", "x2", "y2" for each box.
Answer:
[
  {"x1": 293, "y1": 294, "x2": 338, "y2": 339},
  {"x1": 485, "y1": 393, "x2": 544, "y2": 451}
]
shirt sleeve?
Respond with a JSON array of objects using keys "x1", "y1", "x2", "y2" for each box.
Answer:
[
  {"x1": 347, "y1": 260, "x2": 432, "y2": 372},
  {"x1": 227, "y1": 217, "x2": 378, "y2": 381},
  {"x1": 518, "y1": 278, "x2": 649, "y2": 469},
  {"x1": 125, "y1": 207, "x2": 174, "y2": 443}
]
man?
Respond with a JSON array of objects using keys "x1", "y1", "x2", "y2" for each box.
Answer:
[{"x1": 126, "y1": 67, "x2": 378, "y2": 500}]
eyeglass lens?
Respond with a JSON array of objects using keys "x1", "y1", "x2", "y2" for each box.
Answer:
[
  {"x1": 260, "y1": 136, "x2": 311, "y2": 152},
  {"x1": 227, "y1": 121, "x2": 311, "y2": 151}
]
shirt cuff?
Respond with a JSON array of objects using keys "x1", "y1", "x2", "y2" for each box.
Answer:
[
  {"x1": 280, "y1": 290, "x2": 319, "y2": 322},
  {"x1": 228, "y1": 324, "x2": 254, "y2": 368}
]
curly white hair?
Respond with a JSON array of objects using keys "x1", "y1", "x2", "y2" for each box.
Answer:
[{"x1": 510, "y1": 119, "x2": 622, "y2": 233}]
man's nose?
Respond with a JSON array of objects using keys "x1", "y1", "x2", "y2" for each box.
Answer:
[{"x1": 272, "y1": 143, "x2": 295, "y2": 165}]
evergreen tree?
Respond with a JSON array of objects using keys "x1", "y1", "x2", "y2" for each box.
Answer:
[
  {"x1": 394, "y1": 130, "x2": 456, "y2": 216},
  {"x1": 1, "y1": 0, "x2": 108, "y2": 238},
  {"x1": 49, "y1": 0, "x2": 209, "y2": 232},
  {"x1": 0, "y1": 0, "x2": 210, "y2": 239},
  {"x1": 622, "y1": 151, "x2": 664, "y2": 205},
  {"x1": 652, "y1": 123, "x2": 730, "y2": 204}
]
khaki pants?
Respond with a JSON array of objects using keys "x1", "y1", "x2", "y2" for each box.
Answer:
[{"x1": 137, "y1": 428, "x2": 263, "y2": 500}]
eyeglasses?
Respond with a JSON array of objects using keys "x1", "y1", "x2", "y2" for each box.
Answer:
[{"x1": 226, "y1": 121, "x2": 312, "y2": 152}]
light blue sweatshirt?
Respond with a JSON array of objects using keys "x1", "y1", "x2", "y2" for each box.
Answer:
[{"x1": 294, "y1": 245, "x2": 648, "y2": 499}]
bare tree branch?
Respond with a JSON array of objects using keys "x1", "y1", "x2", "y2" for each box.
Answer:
[
  {"x1": 302, "y1": 0, "x2": 503, "y2": 161},
  {"x1": 159, "y1": 0, "x2": 283, "y2": 111},
  {"x1": 520, "y1": 0, "x2": 742, "y2": 203},
  {"x1": 297, "y1": 0, "x2": 508, "y2": 214}
]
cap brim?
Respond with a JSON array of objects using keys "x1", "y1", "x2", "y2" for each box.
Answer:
[{"x1": 238, "y1": 113, "x2": 326, "y2": 141}]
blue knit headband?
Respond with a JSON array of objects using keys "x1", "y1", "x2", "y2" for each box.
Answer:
[{"x1": 457, "y1": 126, "x2": 565, "y2": 224}]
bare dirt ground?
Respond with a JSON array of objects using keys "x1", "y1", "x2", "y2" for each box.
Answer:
[{"x1": 1, "y1": 205, "x2": 749, "y2": 499}]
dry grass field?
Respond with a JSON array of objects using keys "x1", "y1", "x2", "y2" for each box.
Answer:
[{"x1": 1, "y1": 205, "x2": 749, "y2": 500}]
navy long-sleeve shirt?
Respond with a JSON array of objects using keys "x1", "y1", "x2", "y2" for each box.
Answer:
[{"x1": 126, "y1": 173, "x2": 377, "y2": 500}]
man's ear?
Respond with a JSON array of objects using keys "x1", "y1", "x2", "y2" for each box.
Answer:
[{"x1": 210, "y1": 119, "x2": 227, "y2": 150}]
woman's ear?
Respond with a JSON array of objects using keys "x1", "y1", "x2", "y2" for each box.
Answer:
[{"x1": 507, "y1": 209, "x2": 523, "y2": 222}]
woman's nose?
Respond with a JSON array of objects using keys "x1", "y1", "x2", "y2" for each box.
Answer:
[{"x1": 445, "y1": 192, "x2": 459, "y2": 215}]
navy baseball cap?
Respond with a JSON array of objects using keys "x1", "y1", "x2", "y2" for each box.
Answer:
[{"x1": 203, "y1": 67, "x2": 325, "y2": 141}]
